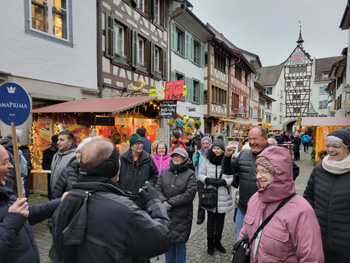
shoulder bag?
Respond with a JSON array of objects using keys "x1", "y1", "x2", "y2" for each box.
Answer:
[
  {"x1": 231, "y1": 193, "x2": 296, "y2": 263},
  {"x1": 199, "y1": 171, "x2": 223, "y2": 209}
]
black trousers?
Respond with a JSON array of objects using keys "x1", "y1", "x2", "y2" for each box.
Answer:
[
  {"x1": 303, "y1": 143, "x2": 309, "y2": 152},
  {"x1": 197, "y1": 181, "x2": 205, "y2": 221},
  {"x1": 207, "y1": 211, "x2": 226, "y2": 239}
]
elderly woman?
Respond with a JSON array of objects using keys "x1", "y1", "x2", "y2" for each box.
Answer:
[
  {"x1": 238, "y1": 146, "x2": 323, "y2": 262},
  {"x1": 199, "y1": 139, "x2": 233, "y2": 256},
  {"x1": 155, "y1": 148, "x2": 196, "y2": 263},
  {"x1": 304, "y1": 127, "x2": 350, "y2": 262},
  {"x1": 152, "y1": 141, "x2": 171, "y2": 176}
]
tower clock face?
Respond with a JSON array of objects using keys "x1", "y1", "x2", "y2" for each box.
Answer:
[{"x1": 291, "y1": 51, "x2": 305, "y2": 64}]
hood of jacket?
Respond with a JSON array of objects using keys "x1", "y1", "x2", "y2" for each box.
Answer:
[
  {"x1": 257, "y1": 146, "x2": 295, "y2": 203},
  {"x1": 56, "y1": 145, "x2": 77, "y2": 157},
  {"x1": 136, "y1": 127, "x2": 146, "y2": 137},
  {"x1": 153, "y1": 153, "x2": 171, "y2": 162}
]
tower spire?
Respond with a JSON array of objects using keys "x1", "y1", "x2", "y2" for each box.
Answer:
[{"x1": 297, "y1": 24, "x2": 304, "y2": 47}]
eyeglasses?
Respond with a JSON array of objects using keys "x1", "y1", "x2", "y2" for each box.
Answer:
[
  {"x1": 256, "y1": 169, "x2": 270, "y2": 175},
  {"x1": 135, "y1": 142, "x2": 143, "y2": 146}
]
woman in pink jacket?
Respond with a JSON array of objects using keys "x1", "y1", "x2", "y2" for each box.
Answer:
[
  {"x1": 152, "y1": 141, "x2": 171, "y2": 177},
  {"x1": 238, "y1": 146, "x2": 324, "y2": 263}
]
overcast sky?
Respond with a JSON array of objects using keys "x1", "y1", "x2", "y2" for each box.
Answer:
[{"x1": 188, "y1": 0, "x2": 348, "y2": 66}]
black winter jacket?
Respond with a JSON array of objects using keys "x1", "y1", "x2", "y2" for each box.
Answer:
[
  {"x1": 118, "y1": 150, "x2": 158, "y2": 195},
  {"x1": 0, "y1": 187, "x2": 60, "y2": 263},
  {"x1": 50, "y1": 178, "x2": 171, "y2": 263},
  {"x1": 52, "y1": 160, "x2": 79, "y2": 199},
  {"x1": 155, "y1": 159, "x2": 197, "y2": 243},
  {"x1": 304, "y1": 163, "x2": 350, "y2": 252}
]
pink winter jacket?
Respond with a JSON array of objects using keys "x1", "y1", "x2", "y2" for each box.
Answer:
[
  {"x1": 152, "y1": 153, "x2": 171, "y2": 177},
  {"x1": 239, "y1": 146, "x2": 324, "y2": 263}
]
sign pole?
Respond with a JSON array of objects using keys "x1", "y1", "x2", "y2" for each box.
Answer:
[{"x1": 11, "y1": 122, "x2": 23, "y2": 199}]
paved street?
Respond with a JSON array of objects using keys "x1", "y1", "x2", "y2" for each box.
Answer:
[{"x1": 30, "y1": 149, "x2": 314, "y2": 262}]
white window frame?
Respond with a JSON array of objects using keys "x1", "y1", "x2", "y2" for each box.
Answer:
[
  {"x1": 136, "y1": 0, "x2": 144, "y2": 12},
  {"x1": 154, "y1": 47, "x2": 160, "y2": 72},
  {"x1": 154, "y1": 0, "x2": 159, "y2": 24},
  {"x1": 193, "y1": 80, "x2": 200, "y2": 103},
  {"x1": 176, "y1": 27, "x2": 185, "y2": 55},
  {"x1": 193, "y1": 40, "x2": 200, "y2": 65},
  {"x1": 114, "y1": 24, "x2": 124, "y2": 57},
  {"x1": 137, "y1": 37, "x2": 144, "y2": 65},
  {"x1": 320, "y1": 86, "x2": 327, "y2": 95}
]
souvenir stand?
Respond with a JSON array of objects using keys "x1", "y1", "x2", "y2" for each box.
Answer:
[{"x1": 301, "y1": 117, "x2": 350, "y2": 163}]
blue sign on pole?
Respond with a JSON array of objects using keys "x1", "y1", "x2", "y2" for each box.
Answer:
[{"x1": 0, "y1": 82, "x2": 31, "y2": 126}]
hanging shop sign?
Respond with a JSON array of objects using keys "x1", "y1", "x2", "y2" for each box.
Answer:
[
  {"x1": 164, "y1": 80, "x2": 185, "y2": 100},
  {"x1": 159, "y1": 100, "x2": 177, "y2": 119}
]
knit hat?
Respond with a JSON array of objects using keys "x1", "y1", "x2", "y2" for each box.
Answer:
[
  {"x1": 170, "y1": 148, "x2": 188, "y2": 160},
  {"x1": 327, "y1": 127, "x2": 350, "y2": 148},
  {"x1": 255, "y1": 156, "x2": 275, "y2": 176},
  {"x1": 201, "y1": 136, "x2": 212, "y2": 144},
  {"x1": 212, "y1": 139, "x2": 225, "y2": 151},
  {"x1": 129, "y1": 133, "x2": 143, "y2": 147}
]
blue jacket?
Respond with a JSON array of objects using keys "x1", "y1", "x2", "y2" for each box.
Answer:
[{"x1": 0, "y1": 187, "x2": 60, "y2": 263}]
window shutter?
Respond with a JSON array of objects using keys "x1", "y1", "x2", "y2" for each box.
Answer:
[
  {"x1": 130, "y1": 28, "x2": 137, "y2": 67},
  {"x1": 163, "y1": 0, "x2": 168, "y2": 29},
  {"x1": 149, "y1": 0, "x2": 154, "y2": 20},
  {"x1": 150, "y1": 41, "x2": 155, "y2": 75},
  {"x1": 171, "y1": 71, "x2": 176, "y2": 81},
  {"x1": 190, "y1": 36, "x2": 194, "y2": 61},
  {"x1": 200, "y1": 82, "x2": 204, "y2": 104},
  {"x1": 185, "y1": 77, "x2": 193, "y2": 101},
  {"x1": 185, "y1": 33, "x2": 190, "y2": 59},
  {"x1": 171, "y1": 23, "x2": 176, "y2": 50},
  {"x1": 163, "y1": 50, "x2": 167, "y2": 80},
  {"x1": 200, "y1": 43, "x2": 205, "y2": 67},
  {"x1": 105, "y1": 14, "x2": 114, "y2": 59}
]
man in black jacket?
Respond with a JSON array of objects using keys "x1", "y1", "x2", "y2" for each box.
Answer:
[{"x1": 50, "y1": 138, "x2": 171, "y2": 263}]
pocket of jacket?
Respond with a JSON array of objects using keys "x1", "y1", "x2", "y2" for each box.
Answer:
[{"x1": 261, "y1": 227, "x2": 289, "y2": 260}]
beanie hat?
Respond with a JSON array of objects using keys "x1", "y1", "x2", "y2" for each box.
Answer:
[
  {"x1": 170, "y1": 148, "x2": 188, "y2": 160},
  {"x1": 212, "y1": 139, "x2": 225, "y2": 151},
  {"x1": 256, "y1": 156, "x2": 275, "y2": 176},
  {"x1": 201, "y1": 136, "x2": 212, "y2": 144},
  {"x1": 215, "y1": 133, "x2": 226, "y2": 143},
  {"x1": 129, "y1": 133, "x2": 143, "y2": 147},
  {"x1": 327, "y1": 127, "x2": 350, "y2": 148}
]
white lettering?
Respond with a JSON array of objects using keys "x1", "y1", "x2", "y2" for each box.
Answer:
[{"x1": 0, "y1": 102, "x2": 28, "y2": 109}]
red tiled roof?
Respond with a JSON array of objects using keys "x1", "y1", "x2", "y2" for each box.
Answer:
[{"x1": 31, "y1": 96, "x2": 155, "y2": 114}]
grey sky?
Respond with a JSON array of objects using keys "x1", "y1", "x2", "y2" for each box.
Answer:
[{"x1": 188, "y1": 0, "x2": 348, "y2": 66}]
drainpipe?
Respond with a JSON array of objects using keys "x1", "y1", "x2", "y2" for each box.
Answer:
[{"x1": 97, "y1": 0, "x2": 103, "y2": 98}]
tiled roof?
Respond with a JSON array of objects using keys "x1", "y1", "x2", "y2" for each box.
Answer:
[
  {"x1": 314, "y1": 56, "x2": 343, "y2": 81},
  {"x1": 256, "y1": 65, "x2": 283, "y2": 86}
]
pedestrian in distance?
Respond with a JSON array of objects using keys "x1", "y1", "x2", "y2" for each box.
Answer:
[
  {"x1": 137, "y1": 127, "x2": 152, "y2": 154},
  {"x1": 171, "y1": 131, "x2": 187, "y2": 151},
  {"x1": 152, "y1": 141, "x2": 171, "y2": 176},
  {"x1": 238, "y1": 146, "x2": 324, "y2": 262},
  {"x1": 291, "y1": 135, "x2": 300, "y2": 160},
  {"x1": 301, "y1": 133, "x2": 311, "y2": 153},
  {"x1": 199, "y1": 139, "x2": 233, "y2": 255},
  {"x1": 42, "y1": 135, "x2": 58, "y2": 170},
  {"x1": 155, "y1": 148, "x2": 196, "y2": 263},
  {"x1": 304, "y1": 127, "x2": 350, "y2": 262}
]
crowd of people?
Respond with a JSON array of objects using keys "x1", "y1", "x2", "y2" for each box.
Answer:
[{"x1": 0, "y1": 125, "x2": 349, "y2": 263}]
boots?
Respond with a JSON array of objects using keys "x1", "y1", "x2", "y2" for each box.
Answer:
[
  {"x1": 207, "y1": 237, "x2": 214, "y2": 255},
  {"x1": 213, "y1": 238, "x2": 226, "y2": 253}
]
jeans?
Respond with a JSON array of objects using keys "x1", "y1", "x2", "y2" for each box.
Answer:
[
  {"x1": 235, "y1": 208, "x2": 245, "y2": 240},
  {"x1": 165, "y1": 242, "x2": 187, "y2": 263}
]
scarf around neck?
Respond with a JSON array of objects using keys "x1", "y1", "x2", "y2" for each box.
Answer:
[
  {"x1": 322, "y1": 154, "x2": 350, "y2": 174},
  {"x1": 207, "y1": 150, "x2": 224, "y2": 165}
]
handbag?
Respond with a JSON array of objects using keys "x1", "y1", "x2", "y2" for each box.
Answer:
[
  {"x1": 199, "y1": 187, "x2": 217, "y2": 208},
  {"x1": 231, "y1": 193, "x2": 296, "y2": 263}
]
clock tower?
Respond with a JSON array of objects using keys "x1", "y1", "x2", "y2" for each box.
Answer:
[{"x1": 283, "y1": 26, "x2": 312, "y2": 119}]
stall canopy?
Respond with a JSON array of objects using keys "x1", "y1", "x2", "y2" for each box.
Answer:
[
  {"x1": 31, "y1": 96, "x2": 155, "y2": 114},
  {"x1": 301, "y1": 117, "x2": 350, "y2": 126}
]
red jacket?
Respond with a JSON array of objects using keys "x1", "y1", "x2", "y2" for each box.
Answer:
[{"x1": 172, "y1": 138, "x2": 187, "y2": 151}]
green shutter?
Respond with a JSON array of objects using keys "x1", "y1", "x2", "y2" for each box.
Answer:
[
  {"x1": 171, "y1": 70, "x2": 176, "y2": 81},
  {"x1": 185, "y1": 33, "x2": 190, "y2": 59},
  {"x1": 171, "y1": 23, "x2": 176, "y2": 50},
  {"x1": 163, "y1": 50, "x2": 167, "y2": 80},
  {"x1": 200, "y1": 43, "x2": 205, "y2": 67},
  {"x1": 105, "y1": 14, "x2": 114, "y2": 59},
  {"x1": 131, "y1": 28, "x2": 137, "y2": 67},
  {"x1": 150, "y1": 41, "x2": 155, "y2": 75},
  {"x1": 200, "y1": 82, "x2": 204, "y2": 104},
  {"x1": 185, "y1": 77, "x2": 193, "y2": 101},
  {"x1": 163, "y1": 0, "x2": 168, "y2": 29},
  {"x1": 190, "y1": 36, "x2": 194, "y2": 61}
]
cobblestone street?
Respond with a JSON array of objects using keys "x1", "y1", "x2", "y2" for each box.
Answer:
[{"x1": 30, "y1": 149, "x2": 314, "y2": 262}]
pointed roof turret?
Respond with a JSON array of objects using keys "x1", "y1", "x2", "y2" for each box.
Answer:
[
  {"x1": 306, "y1": 104, "x2": 318, "y2": 117},
  {"x1": 297, "y1": 25, "x2": 304, "y2": 47}
]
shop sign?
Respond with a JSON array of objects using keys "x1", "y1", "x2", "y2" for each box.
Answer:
[
  {"x1": 156, "y1": 128, "x2": 164, "y2": 141},
  {"x1": 164, "y1": 80, "x2": 184, "y2": 100},
  {"x1": 0, "y1": 82, "x2": 31, "y2": 126},
  {"x1": 159, "y1": 100, "x2": 177, "y2": 118},
  {"x1": 134, "y1": 118, "x2": 158, "y2": 126}
]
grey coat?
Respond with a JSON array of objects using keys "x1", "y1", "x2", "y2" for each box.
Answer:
[{"x1": 155, "y1": 159, "x2": 197, "y2": 243}]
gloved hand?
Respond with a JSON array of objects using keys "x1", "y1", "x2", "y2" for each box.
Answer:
[
  {"x1": 139, "y1": 181, "x2": 160, "y2": 204},
  {"x1": 162, "y1": 201, "x2": 172, "y2": 211},
  {"x1": 205, "y1": 178, "x2": 227, "y2": 187}
]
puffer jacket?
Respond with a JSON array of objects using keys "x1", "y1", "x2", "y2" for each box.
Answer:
[
  {"x1": 155, "y1": 159, "x2": 197, "y2": 243},
  {"x1": 239, "y1": 146, "x2": 323, "y2": 263},
  {"x1": 0, "y1": 187, "x2": 60, "y2": 263},
  {"x1": 304, "y1": 162, "x2": 350, "y2": 253},
  {"x1": 199, "y1": 157, "x2": 233, "y2": 214},
  {"x1": 52, "y1": 160, "x2": 79, "y2": 199},
  {"x1": 152, "y1": 153, "x2": 171, "y2": 176},
  {"x1": 118, "y1": 150, "x2": 158, "y2": 195},
  {"x1": 51, "y1": 146, "x2": 76, "y2": 192},
  {"x1": 137, "y1": 127, "x2": 152, "y2": 154}
]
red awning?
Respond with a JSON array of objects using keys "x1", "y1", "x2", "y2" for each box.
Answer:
[
  {"x1": 31, "y1": 96, "x2": 155, "y2": 114},
  {"x1": 269, "y1": 126, "x2": 283, "y2": 131},
  {"x1": 301, "y1": 117, "x2": 350, "y2": 126}
]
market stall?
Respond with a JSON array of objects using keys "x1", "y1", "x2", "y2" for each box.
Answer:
[{"x1": 301, "y1": 117, "x2": 350, "y2": 163}]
